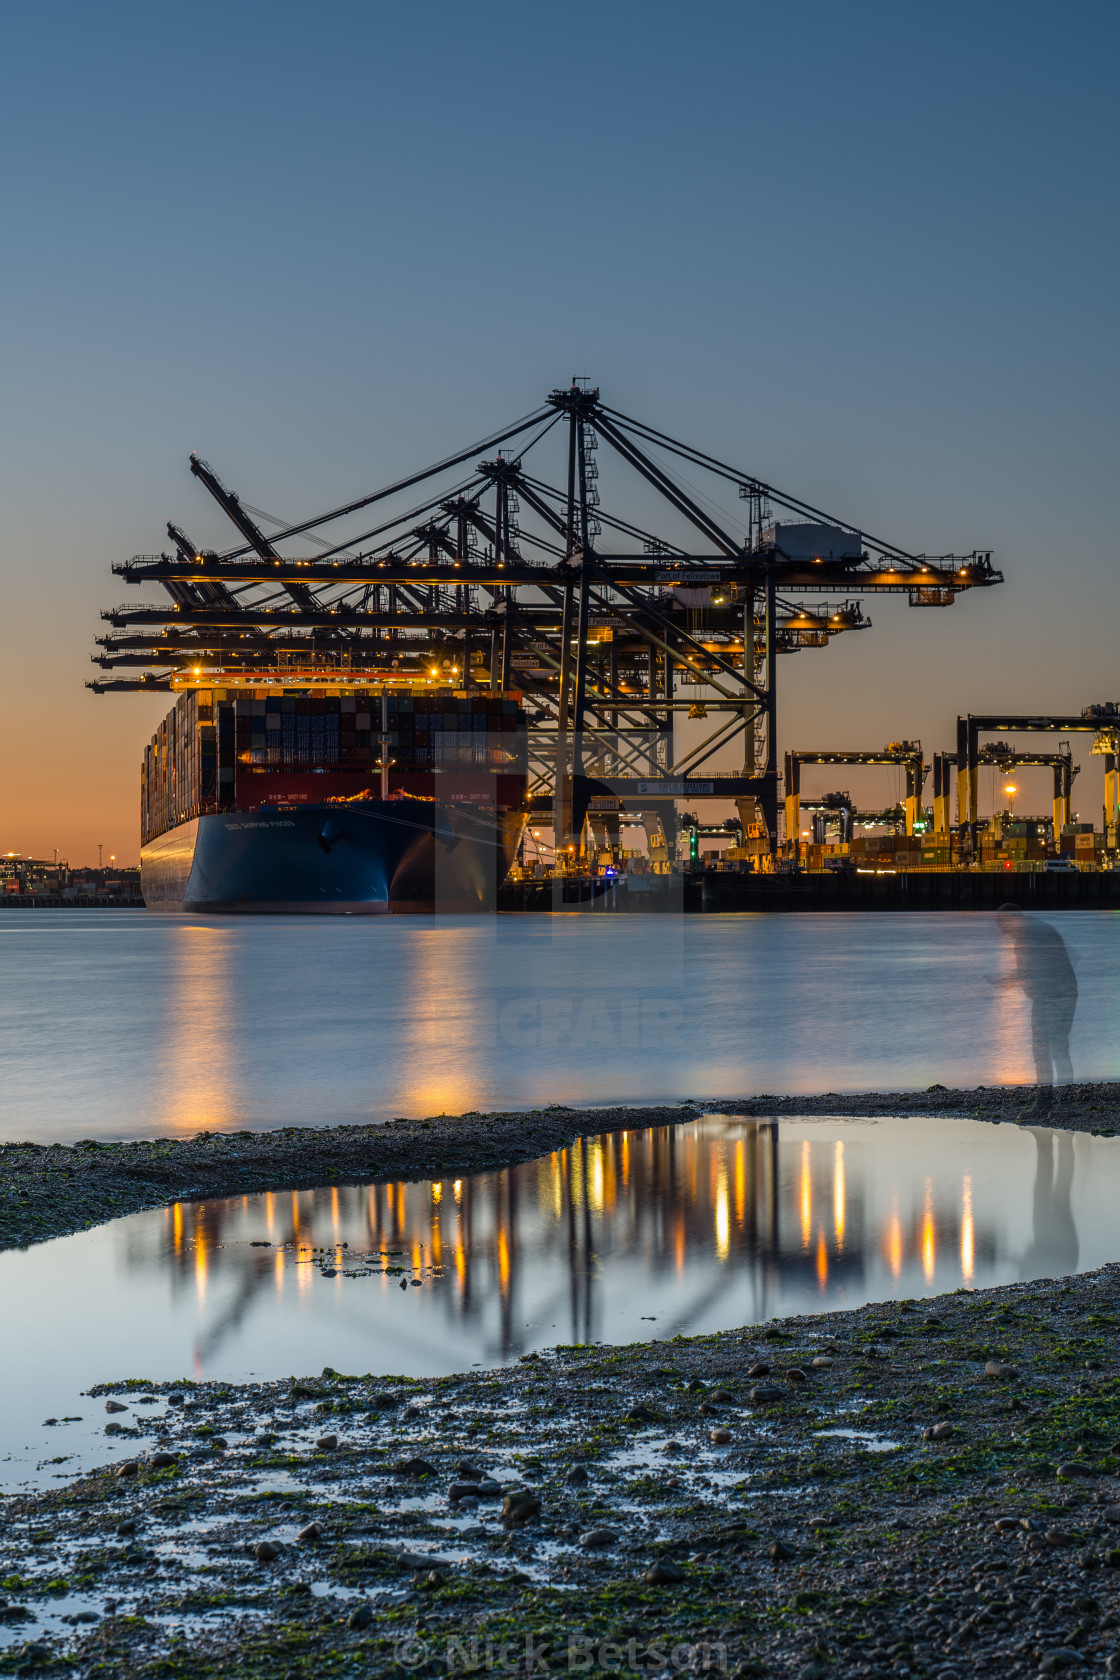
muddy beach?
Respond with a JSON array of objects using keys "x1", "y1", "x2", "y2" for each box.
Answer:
[
  {"x1": 1, "y1": 1088, "x2": 1119, "y2": 1673},
  {"x1": 4, "y1": 1262, "x2": 1120, "y2": 1677}
]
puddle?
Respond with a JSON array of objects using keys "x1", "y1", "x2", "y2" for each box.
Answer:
[{"x1": 2, "y1": 1114, "x2": 1118, "y2": 1490}]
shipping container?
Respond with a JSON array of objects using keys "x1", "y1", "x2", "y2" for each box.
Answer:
[{"x1": 142, "y1": 685, "x2": 529, "y2": 846}]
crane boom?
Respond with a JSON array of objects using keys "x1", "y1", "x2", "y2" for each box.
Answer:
[{"x1": 188, "y1": 455, "x2": 316, "y2": 608}]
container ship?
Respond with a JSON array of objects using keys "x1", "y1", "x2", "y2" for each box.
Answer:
[{"x1": 140, "y1": 681, "x2": 528, "y2": 913}]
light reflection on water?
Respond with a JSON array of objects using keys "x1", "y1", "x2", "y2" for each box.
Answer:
[
  {"x1": 100, "y1": 1115, "x2": 1120, "y2": 1354},
  {"x1": 2, "y1": 1114, "x2": 1117, "y2": 1488},
  {"x1": 1, "y1": 911, "x2": 1119, "y2": 1142}
]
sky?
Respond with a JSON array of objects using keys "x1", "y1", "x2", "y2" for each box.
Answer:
[{"x1": 0, "y1": 0, "x2": 1117, "y2": 864}]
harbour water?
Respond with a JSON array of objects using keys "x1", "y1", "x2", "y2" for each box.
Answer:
[
  {"x1": 1, "y1": 910, "x2": 1119, "y2": 1144},
  {"x1": 1, "y1": 1113, "x2": 1116, "y2": 1490}
]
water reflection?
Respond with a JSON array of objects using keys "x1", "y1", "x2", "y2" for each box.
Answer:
[
  {"x1": 4, "y1": 913, "x2": 1119, "y2": 1143},
  {"x1": 110, "y1": 1114, "x2": 1112, "y2": 1378},
  {"x1": 1020, "y1": 1128, "x2": 1078, "y2": 1278}
]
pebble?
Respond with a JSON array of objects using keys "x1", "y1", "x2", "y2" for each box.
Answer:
[
  {"x1": 747, "y1": 1362, "x2": 770, "y2": 1377},
  {"x1": 148, "y1": 1451, "x2": 177, "y2": 1468},
  {"x1": 502, "y1": 1491, "x2": 541, "y2": 1524},
  {"x1": 456, "y1": 1459, "x2": 486, "y2": 1479},
  {"x1": 1057, "y1": 1461, "x2": 1095, "y2": 1479},
  {"x1": 398, "y1": 1456, "x2": 436, "y2": 1478},
  {"x1": 104, "y1": 1401, "x2": 128, "y2": 1414},
  {"x1": 565, "y1": 1465, "x2": 589, "y2": 1486},
  {"x1": 661, "y1": 1440, "x2": 684, "y2": 1454},
  {"x1": 924, "y1": 1422, "x2": 954, "y2": 1441},
  {"x1": 984, "y1": 1360, "x2": 1020, "y2": 1380},
  {"x1": 787, "y1": 1368, "x2": 808, "y2": 1383},
  {"x1": 297, "y1": 1522, "x2": 322, "y2": 1542},
  {"x1": 645, "y1": 1558, "x2": 685, "y2": 1584},
  {"x1": 348, "y1": 1603, "x2": 373, "y2": 1629},
  {"x1": 115, "y1": 1461, "x2": 139, "y2": 1478},
  {"x1": 711, "y1": 1388, "x2": 734, "y2": 1403},
  {"x1": 104, "y1": 1422, "x2": 123, "y2": 1435},
  {"x1": 811, "y1": 1356, "x2": 834, "y2": 1369},
  {"x1": 768, "y1": 1538, "x2": 794, "y2": 1561},
  {"x1": 710, "y1": 1427, "x2": 732, "y2": 1444},
  {"x1": 316, "y1": 1435, "x2": 338, "y2": 1451},
  {"x1": 399, "y1": 1550, "x2": 453, "y2": 1569},
  {"x1": 253, "y1": 1541, "x2": 282, "y2": 1562},
  {"x1": 1039, "y1": 1650, "x2": 1083, "y2": 1673},
  {"x1": 579, "y1": 1526, "x2": 618, "y2": 1549},
  {"x1": 750, "y1": 1384, "x2": 783, "y2": 1403},
  {"x1": 450, "y1": 1478, "x2": 501, "y2": 1501}
]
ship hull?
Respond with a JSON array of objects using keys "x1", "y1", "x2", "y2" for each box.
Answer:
[{"x1": 141, "y1": 801, "x2": 524, "y2": 914}]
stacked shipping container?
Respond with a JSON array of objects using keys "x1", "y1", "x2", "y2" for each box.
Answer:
[{"x1": 142, "y1": 688, "x2": 527, "y2": 847}]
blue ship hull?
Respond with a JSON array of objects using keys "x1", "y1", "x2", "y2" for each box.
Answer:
[{"x1": 141, "y1": 800, "x2": 524, "y2": 914}]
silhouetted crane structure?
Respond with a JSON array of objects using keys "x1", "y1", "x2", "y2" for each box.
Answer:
[
  {"x1": 91, "y1": 381, "x2": 1002, "y2": 850},
  {"x1": 978, "y1": 743, "x2": 1079, "y2": 838},
  {"x1": 955, "y1": 708, "x2": 1120, "y2": 853},
  {"x1": 784, "y1": 742, "x2": 927, "y2": 854}
]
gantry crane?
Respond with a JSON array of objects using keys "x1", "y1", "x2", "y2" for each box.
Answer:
[
  {"x1": 979, "y1": 743, "x2": 1078, "y2": 839},
  {"x1": 784, "y1": 743, "x2": 926, "y2": 856},
  {"x1": 955, "y1": 707, "x2": 1119, "y2": 853},
  {"x1": 90, "y1": 381, "x2": 1003, "y2": 858}
]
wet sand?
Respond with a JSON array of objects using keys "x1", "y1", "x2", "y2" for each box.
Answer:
[{"x1": 4, "y1": 1266, "x2": 1120, "y2": 1676}]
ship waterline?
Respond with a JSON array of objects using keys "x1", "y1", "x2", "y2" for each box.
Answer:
[{"x1": 141, "y1": 801, "x2": 526, "y2": 914}]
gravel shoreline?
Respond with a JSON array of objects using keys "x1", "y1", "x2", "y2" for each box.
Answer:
[
  {"x1": 2, "y1": 1082, "x2": 1119, "y2": 1255},
  {"x1": 4, "y1": 1267, "x2": 1120, "y2": 1677}
]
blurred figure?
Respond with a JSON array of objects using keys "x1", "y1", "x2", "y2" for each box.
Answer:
[{"x1": 993, "y1": 904, "x2": 1077, "y2": 1112}]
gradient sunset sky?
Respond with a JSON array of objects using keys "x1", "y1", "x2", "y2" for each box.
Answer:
[{"x1": 0, "y1": 0, "x2": 1116, "y2": 864}]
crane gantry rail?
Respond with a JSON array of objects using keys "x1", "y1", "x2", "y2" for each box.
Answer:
[{"x1": 91, "y1": 381, "x2": 1003, "y2": 851}]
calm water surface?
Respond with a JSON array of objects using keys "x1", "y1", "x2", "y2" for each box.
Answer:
[
  {"x1": 1, "y1": 910, "x2": 1119, "y2": 1142},
  {"x1": 2, "y1": 1113, "x2": 1117, "y2": 1490}
]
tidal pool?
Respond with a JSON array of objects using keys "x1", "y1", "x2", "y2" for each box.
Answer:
[{"x1": 2, "y1": 1112, "x2": 1116, "y2": 1490}]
